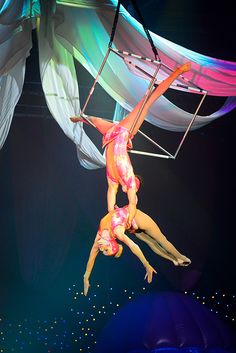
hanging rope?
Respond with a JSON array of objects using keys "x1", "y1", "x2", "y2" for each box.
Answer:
[
  {"x1": 109, "y1": 0, "x2": 160, "y2": 61},
  {"x1": 129, "y1": 0, "x2": 160, "y2": 61},
  {"x1": 109, "y1": 0, "x2": 121, "y2": 48},
  {"x1": 107, "y1": 0, "x2": 161, "y2": 135}
]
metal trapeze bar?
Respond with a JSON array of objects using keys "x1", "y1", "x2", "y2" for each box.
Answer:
[
  {"x1": 110, "y1": 47, "x2": 162, "y2": 136},
  {"x1": 137, "y1": 129, "x2": 174, "y2": 158},
  {"x1": 110, "y1": 48, "x2": 161, "y2": 64},
  {"x1": 161, "y1": 61, "x2": 205, "y2": 93},
  {"x1": 129, "y1": 64, "x2": 160, "y2": 135},
  {"x1": 110, "y1": 48, "x2": 159, "y2": 81},
  {"x1": 173, "y1": 91, "x2": 208, "y2": 159},
  {"x1": 129, "y1": 149, "x2": 172, "y2": 159},
  {"x1": 111, "y1": 48, "x2": 204, "y2": 95},
  {"x1": 173, "y1": 83, "x2": 207, "y2": 94},
  {"x1": 132, "y1": 91, "x2": 208, "y2": 159}
]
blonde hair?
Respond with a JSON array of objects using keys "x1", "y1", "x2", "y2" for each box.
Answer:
[{"x1": 114, "y1": 244, "x2": 123, "y2": 258}]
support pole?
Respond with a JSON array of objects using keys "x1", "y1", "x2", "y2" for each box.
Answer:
[
  {"x1": 174, "y1": 92, "x2": 207, "y2": 158},
  {"x1": 80, "y1": 47, "x2": 111, "y2": 127}
]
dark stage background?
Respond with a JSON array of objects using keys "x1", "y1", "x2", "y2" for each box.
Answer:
[{"x1": 0, "y1": 1, "x2": 235, "y2": 352}]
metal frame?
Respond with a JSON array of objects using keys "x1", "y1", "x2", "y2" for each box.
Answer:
[{"x1": 80, "y1": 47, "x2": 208, "y2": 159}]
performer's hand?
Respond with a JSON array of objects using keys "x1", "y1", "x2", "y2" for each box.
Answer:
[
  {"x1": 144, "y1": 264, "x2": 157, "y2": 284},
  {"x1": 127, "y1": 227, "x2": 136, "y2": 234},
  {"x1": 126, "y1": 214, "x2": 138, "y2": 230},
  {"x1": 127, "y1": 202, "x2": 136, "y2": 230},
  {"x1": 127, "y1": 218, "x2": 138, "y2": 234},
  {"x1": 126, "y1": 219, "x2": 132, "y2": 229},
  {"x1": 83, "y1": 276, "x2": 90, "y2": 296}
]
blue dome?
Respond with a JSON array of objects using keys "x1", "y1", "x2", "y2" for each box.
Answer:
[{"x1": 95, "y1": 291, "x2": 236, "y2": 353}]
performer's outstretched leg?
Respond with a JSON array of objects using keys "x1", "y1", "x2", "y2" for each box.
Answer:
[
  {"x1": 70, "y1": 63, "x2": 190, "y2": 136},
  {"x1": 119, "y1": 62, "x2": 191, "y2": 135},
  {"x1": 135, "y1": 231, "x2": 180, "y2": 265},
  {"x1": 70, "y1": 114, "x2": 114, "y2": 135},
  {"x1": 134, "y1": 209, "x2": 191, "y2": 266}
]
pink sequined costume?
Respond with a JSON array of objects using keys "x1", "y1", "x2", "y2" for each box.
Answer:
[
  {"x1": 110, "y1": 206, "x2": 137, "y2": 237},
  {"x1": 102, "y1": 125, "x2": 137, "y2": 190},
  {"x1": 98, "y1": 206, "x2": 137, "y2": 244}
]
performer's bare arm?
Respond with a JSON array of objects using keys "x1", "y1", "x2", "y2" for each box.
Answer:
[
  {"x1": 126, "y1": 187, "x2": 137, "y2": 228},
  {"x1": 115, "y1": 226, "x2": 157, "y2": 283},
  {"x1": 83, "y1": 234, "x2": 100, "y2": 296},
  {"x1": 107, "y1": 181, "x2": 119, "y2": 212}
]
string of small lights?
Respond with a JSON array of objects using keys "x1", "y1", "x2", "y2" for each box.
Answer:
[
  {"x1": 184, "y1": 290, "x2": 236, "y2": 323},
  {"x1": 0, "y1": 286, "x2": 235, "y2": 353}
]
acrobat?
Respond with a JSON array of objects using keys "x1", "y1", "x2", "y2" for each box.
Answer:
[
  {"x1": 83, "y1": 205, "x2": 191, "y2": 296},
  {"x1": 71, "y1": 62, "x2": 191, "y2": 228}
]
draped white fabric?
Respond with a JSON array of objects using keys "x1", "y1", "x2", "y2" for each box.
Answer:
[
  {"x1": 53, "y1": 0, "x2": 236, "y2": 133},
  {"x1": 37, "y1": 2, "x2": 105, "y2": 169},
  {"x1": 0, "y1": 58, "x2": 26, "y2": 149},
  {"x1": 0, "y1": 0, "x2": 37, "y2": 149},
  {"x1": 0, "y1": 0, "x2": 236, "y2": 168}
]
